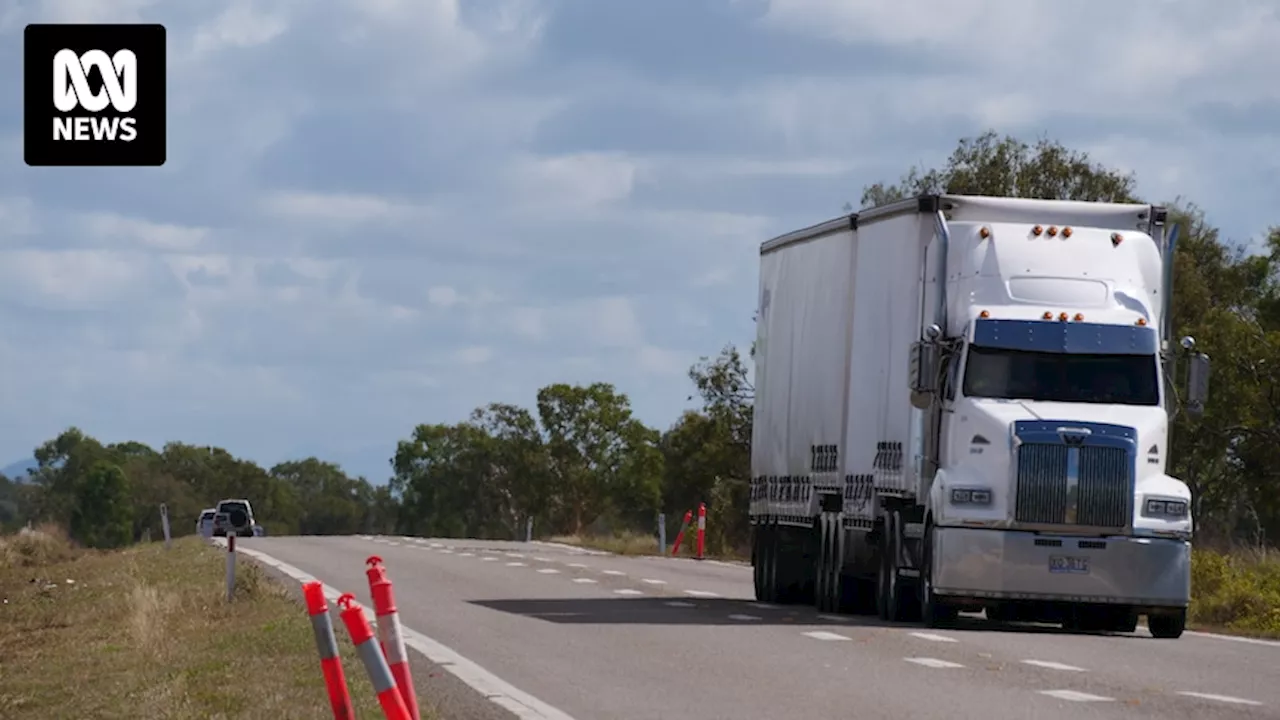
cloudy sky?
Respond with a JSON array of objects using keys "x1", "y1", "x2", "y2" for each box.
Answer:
[{"x1": 1, "y1": 0, "x2": 1277, "y2": 482}]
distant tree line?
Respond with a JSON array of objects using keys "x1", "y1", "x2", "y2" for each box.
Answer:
[{"x1": 4, "y1": 130, "x2": 1278, "y2": 552}]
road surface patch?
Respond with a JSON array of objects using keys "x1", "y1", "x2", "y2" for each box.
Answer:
[
  {"x1": 1039, "y1": 690, "x2": 1113, "y2": 702},
  {"x1": 1021, "y1": 660, "x2": 1085, "y2": 672},
  {"x1": 1176, "y1": 692, "x2": 1262, "y2": 706},
  {"x1": 904, "y1": 658, "x2": 964, "y2": 669}
]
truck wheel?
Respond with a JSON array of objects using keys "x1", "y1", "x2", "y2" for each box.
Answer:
[
  {"x1": 815, "y1": 512, "x2": 845, "y2": 613},
  {"x1": 877, "y1": 511, "x2": 917, "y2": 621},
  {"x1": 1148, "y1": 609, "x2": 1186, "y2": 639},
  {"x1": 760, "y1": 525, "x2": 779, "y2": 603},
  {"x1": 752, "y1": 527, "x2": 765, "y2": 601},
  {"x1": 774, "y1": 527, "x2": 806, "y2": 604},
  {"x1": 919, "y1": 523, "x2": 957, "y2": 627}
]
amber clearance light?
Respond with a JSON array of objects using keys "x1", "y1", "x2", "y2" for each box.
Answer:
[
  {"x1": 1074, "y1": 313, "x2": 1084, "y2": 321},
  {"x1": 1032, "y1": 225, "x2": 1044, "y2": 237},
  {"x1": 1042, "y1": 311, "x2": 1053, "y2": 320},
  {"x1": 1062, "y1": 226, "x2": 1073, "y2": 237},
  {"x1": 1058, "y1": 312, "x2": 1069, "y2": 322}
]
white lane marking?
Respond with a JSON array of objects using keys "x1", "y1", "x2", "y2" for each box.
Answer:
[
  {"x1": 613, "y1": 589, "x2": 643, "y2": 596},
  {"x1": 601, "y1": 570, "x2": 626, "y2": 576},
  {"x1": 1021, "y1": 659, "x2": 1085, "y2": 672},
  {"x1": 1182, "y1": 629, "x2": 1280, "y2": 648},
  {"x1": 440, "y1": 549, "x2": 454, "y2": 554},
  {"x1": 572, "y1": 578, "x2": 597, "y2": 584},
  {"x1": 506, "y1": 562, "x2": 527, "y2": 567},
  {"x1": 665, "y1": 601, "x2": 696, "y2": 608},
  {"x1": 684, "y1": 590, "x2": 719, "y2": 598},
  {"x1": 216, "y1": 539, "x2": 577, "y2": 720},
  {"x1": 533, "y1": 557, "x2": 553, "y2": 562},
  {"x1": 537, "y1": 568, "x2": 560, "y2": 574},
  {"x1": 641, "y1": 578, "x2": 667, "y2": 585},
  {"x1": 904, "y1": 657, "x2": 965, "y2": 669},
  {"x1": 728, "y1": 614, "x2": 762, "y2": 621},
  {"x1": 1039, "y1": 690, "x2": 1113, "y2": 702},
  {"x1": 430, "y1": 543, "x2": 443, "y2": 548},
  {"x1": 817, "y1": 614, "x2": 851, "y2": 623},
  {"x1": 1176, "y1": 692, "x2": 1263, "y2": 706},
  {"x1": 909, "y1": 632, "x2": 958, "y2": 643},
  {"x1": 506, "y1": 553, "x2": 525, "y2": 558},
  {"x1": 802, "y1": 631, "x2": 851, "y2": 641},
  {"x1": 567, "y1": 563, "x2": 588, "y2": 569},
  {"x1": 459, "y1": 552, "x2": 475, "y2": 557},
  {"x1": 388, "y1": 541, "x2": 402, "y2": 546},
  {"x1": 752, "y1": 603, "x2": 782, "y2": 610},
  {"x1": 482, "y1": 557, "x2": 498, "y2": 562}
]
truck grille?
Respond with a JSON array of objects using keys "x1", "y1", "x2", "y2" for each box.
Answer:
[{"x1": 1014, "y1": 443, "x2": 1131, "y2": 528}]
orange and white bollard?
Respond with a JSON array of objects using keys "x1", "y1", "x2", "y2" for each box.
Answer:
[
  {"x1": 337, "y1": 593, "x2": 412, "y2": 720},
  {"x1": 304, "y1": 582, "x2": 355, "y2": 720},
  {"x1": 670, "y1": 510, "x2": 693, "y2": 556},
  {"x1": 696, "y1": 502, "x2": 707, "y2": 560},
  {"x1": 366, "y1": 556, "x2": 420, "y2": 720}
]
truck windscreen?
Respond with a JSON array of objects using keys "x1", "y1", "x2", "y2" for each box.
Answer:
[{"x1": 961, "y1": 346, "x2": 1160, "y2": 405}]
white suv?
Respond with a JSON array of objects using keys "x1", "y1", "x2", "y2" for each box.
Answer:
[{"x1": 213, "y1": 498, "x2": 255, "y2": 538}]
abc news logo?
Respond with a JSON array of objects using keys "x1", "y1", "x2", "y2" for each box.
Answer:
[
  {"x1": 24, "y1": 23, "x2": 166, "y2": 167},
  {"x1": 53, "y1": 49, "x2": 139, "y2": 143}
]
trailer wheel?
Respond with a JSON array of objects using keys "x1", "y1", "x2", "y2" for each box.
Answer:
[
  {"x1": 1148, "y1": 608, "x2": 1186, "y2": 639},
  {"x1": 815, "y1": 512, "x2": 845, "y2": 613},
  {"x1": 760, "y1": 525, "x2": 778, "y2": 603},
  {"x1": 752, "y1": 526, "x2": 765, "y2": 601}
]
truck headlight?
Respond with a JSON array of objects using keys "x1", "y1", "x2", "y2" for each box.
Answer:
[
  {"x1": 950, "y1": 487, "x2": 992, "y2": 506},
  {"x1": 1143, "y1": 497, "x2": 1189, "y2": 519}
]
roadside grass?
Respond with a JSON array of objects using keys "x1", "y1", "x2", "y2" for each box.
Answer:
[
  {"x1": 555, "y1": 530, "x2": 1280, "y2": 638},
  {"x1": 0, "y1": 526, "x2": 436, "y2": 719},
  {"x1": 1190, "y1": 546, "x2": 1280, "y2": 638}
]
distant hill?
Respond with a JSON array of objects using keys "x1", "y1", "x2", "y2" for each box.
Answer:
[{"x1": 2, "y1": 458, "x2": 38, "y2": 481}]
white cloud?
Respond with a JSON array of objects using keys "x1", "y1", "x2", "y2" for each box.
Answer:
[
  {"x1": 454, "y1": 345, "x2": 493, "y2": 365},
  {"x1": 262, "y1": 191, "x2": 428, "y2": 226},
  {"x1": 427, "y1": 286, "x2": 461, "y2": 307},
  {"x1": 83, "y1": 213, "x2": 210, "y2": 251},
  {"x1": 504, "y1": 152, "x2": 638, "y2": 211}
]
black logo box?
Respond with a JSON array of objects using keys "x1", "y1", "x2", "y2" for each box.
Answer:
[{"x1": 24, "y1": 23, "x2": 166, "y2": 167}]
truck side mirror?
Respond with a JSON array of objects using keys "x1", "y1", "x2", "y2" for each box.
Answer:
[
  {"x1": 909, "y1": 340, "x2": 939, "y2": 409},
  {"x1": 1186, "y1": 352, "x2": 1210, "y2": 418}
]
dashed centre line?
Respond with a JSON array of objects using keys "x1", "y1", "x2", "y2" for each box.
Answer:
[
  {"x1": 1039, "y1": 690, "x2": 1113, "y2": 702},
  {"x1": 728, "y1": 614, "x2": 762, "y2": 621},
  {"x1": 601, "y1": 570, "x2": 626, "y2": 576},
  {"x1": 1177, "y1": 692, "x2": 1263, "y2": 706},
  {"x1": 802, "y1": 631, "x2": 850, "y2": 641},
  {"x1": 482, "y1": 557, "x2": 498, "y2": 562},
  {"x1": 614, "y1": 589, "x2": 643, "y2": 596},
  {"x1": 684, "y1": 590, "x2": 719, "y2": 598},
  {"x1": 641, "y1": 579, "x2": 667, "y2": 585},
  {"x1": 537, "y1": 568, "x2": 560, "y2": 574},
  {"x1": 909, "y1": 632, "x2": 958, "y2": 643},
  {"x1": 1021, "y1": 659, "x2": 1085, "y2": 672},
  {"x1": 567, "y1": 563, "x2": 588, "y2": 569},
  {"x1": 505, "y1": 562, "x2": 526, "y2": 567},
  {"x1": 572, "y1": 578, "x2": 597, "y2": 584},
  {"x1": 904, "y1": 658, "x2": 965, "y2": 669},
  {"x1": 664, "y1": 601, "x2": 696, "y2": 608}
]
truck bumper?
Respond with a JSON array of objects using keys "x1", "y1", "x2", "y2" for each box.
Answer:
[{"x1": 931, "y1": 526, "x2": 1190, "y2": 609}]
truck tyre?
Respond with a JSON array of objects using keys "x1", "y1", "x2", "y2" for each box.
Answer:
[
  {"x1": 752, "y1": 526, "x2": 765, "y2": 601},
  {"x1": 760, "y1": 525, "x2": 778, "y2": 603},
  {"x1": 774, "y1": 527, "x2": 807, "y2": 604},
  {"x1": 877, "y1": 511, "x2": 919, "y2": 622},
  {"x1": 919, "y1": 522, "x2": 958, "y2": 627},
  {"x1": 815, "y1": 512, "x2": 845, "y2": 613},
  {"x1": 1148, "y1": 609, "x2": 1186, "y2": 639}
]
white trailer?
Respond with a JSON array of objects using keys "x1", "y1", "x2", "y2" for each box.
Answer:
[{"x1": 749, "y1": 193, "x2": 1210, "y2": 638}]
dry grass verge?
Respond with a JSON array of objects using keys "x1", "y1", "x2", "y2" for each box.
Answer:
[
  {"x1": 555, "y1": 531, "x2": 1280, "y2": 638},
  {"x1": 1190, "y1": 546, "x2": 1280, "y2": 638},
  {"x1": 548, "y1": 530, "x2": 749, "y2": 562},
  {"x1": 0, "y1": 527, "x2": 434, "y2": 719}
]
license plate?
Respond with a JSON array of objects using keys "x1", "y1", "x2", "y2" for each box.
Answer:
[{"x1": 1048, "y1": 555, "x2": 1089, "y2": 574}]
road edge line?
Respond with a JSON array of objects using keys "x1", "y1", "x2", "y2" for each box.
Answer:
[{"x1": 217, "y1": 539, "x2": 579, "y2": 720}]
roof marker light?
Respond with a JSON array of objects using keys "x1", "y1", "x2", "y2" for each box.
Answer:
[
  {"x1": 1074, "y1": 313, "x2": 1084, "y2": 321},
  {"x1": 1062, "y1": 226, "x2": 1073, "y2": 237},
  {"x1": 979, "y1": 310, "x2": 990, "y2": 318},
  {"x1": 979, "y1": 226, "x2": 991, "y2": 239},
  {"x1": 1136, "y1": 318, "x2": 1147, "y2": 326},
  {"x1": 1058, "y1": 312, "x2": 1069, "y2": 322},
  {"x1": 1047, "y1": 226, "x2": 1059, "y2": 237},
  {"x1": 1111, "y1": 232, "x2": 1124, "y2": 246},
  {"x1": 1043, "y1": 311, "x2": 1053, "y2": 320},
  {"x1": 1032, "y1": 225, "x2": 1044, "y2": 237}
]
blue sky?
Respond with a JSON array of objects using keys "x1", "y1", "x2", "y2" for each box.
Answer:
[{"x1": 1, "y1": 0, "x2": 1278, "y2": 483}]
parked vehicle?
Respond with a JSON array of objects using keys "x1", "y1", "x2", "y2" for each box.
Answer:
[
  {"x1": 749, "y1": 193, "x2": 1210, "y2": 639},
  {"x1": 197, "y1": 508, "x2": 216, "y2": 537},
  {"x1": 212, "y1": 498, "x2": 255, "y2": 538}
]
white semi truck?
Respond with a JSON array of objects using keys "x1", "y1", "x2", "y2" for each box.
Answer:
[{"x1": 749, "y1": 193, "x2": 1210, "y2": 639}]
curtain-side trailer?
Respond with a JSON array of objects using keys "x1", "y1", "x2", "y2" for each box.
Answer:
[{"x1": 749, "y1": 193, "x2": 1210, "y2": 638}]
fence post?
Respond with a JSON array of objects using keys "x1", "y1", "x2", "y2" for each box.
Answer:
[
  {"x1": 225, "y1": 531, "x2": 236, "y2": 602},
  {"x1": 160, "y1": 503, "x2": 172, "y2": 550},
  {"x1": 525, "y1": 516, "x2": 533, "y2": 543},
  {"x1": 696, "y1": 502, "x2": 707, "y2": 560},
  {"x1": 657, "y1": 512, "x2": 666, "y2": 555}
]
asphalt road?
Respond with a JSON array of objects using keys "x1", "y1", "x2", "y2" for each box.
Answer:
[{"x1": 232, "y1": 534, "x2": 1280, "y2": 720}]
